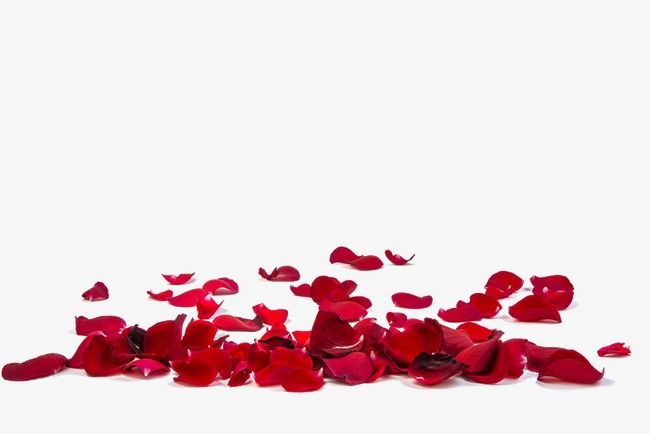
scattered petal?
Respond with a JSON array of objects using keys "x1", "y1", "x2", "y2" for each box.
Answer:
[
  {"x1": 485, "y1": 271, "x2": 524, "y2": 299},
  {"x1": 531, "y1": 275, "x2": 574, "y2": 310},
  {"x1": 319, "y1": 298, "x2": 368, "y2": 322},
  {"x1": 75, "y1": 315, "x2": 126, "y2": 336},
  {"x1": 82, "y1": 281, "x2": 109, "y2": 302},
  {"x1": 252, "y1": 303, "x2": 289, "y2": 326},
  {"x1": 2, "y1": 353, "x2": 68, "y2": 381},
  {"x1": 290, "y1": 283, "x2": 311, "y2": 297},
  {"x1": 213, "y1": 315, "x2": 263, "y2": 332},
  {"x1": 197, "y1": 295, "x2": 222, "y2": 320},
  {"x1": 391, "y1": 292, "x2": 433, "y2": 309},
  {"x1": 182, "y1": 320, "x2": 218, "y2": 350},
  {"x1": 173, "y1": 358, "x2": 218, "y2": 386},
  {"x1": 309, "y1": 311, "x2": 364, "y2": 357},
  {"x1": 259, "y1": 265, "x2": 301, "y2": 282},
  {"x1": 509, "y1": 295, "x2": 562, "y2": 322},
  {"x1": 468, "y1": 293, "x2": 502, "y2": 318},
  {"x1": 83, "y1": 334, "x2": 135, "y2": 376},
  {"x1": 162, "y1": 273, "x2": 195, "y2": 285},
  {"x1": 147, "y1": 289, "x2": 173, "y2": 301},
  {"x1": 457, "y1": 322, "x2": 496, "y2": 343},
  {"x1": 203, "y1": 278, "x2": 239, "y2": 295},
  {"x1": 168, "y1": 288, "x2": 208, "y2": 307},
  {"x1": 329, "y1": 246, "x2": 383, "y2": 271},
  {"x1": 386, "y1": 312, "x2": 408, "y2": 328},
  {"x1": 437, "y1": 303, "x2": 483, "y2": 323},
  {"x1": 597, "y1": 342, "x2": 631, "y2": 357},
  {"x1": 537, "y1": 349, "x2": 604, "y2": 384},
  {"x1": 385, "y1": 250, "x2": 415, "y2": 265}
]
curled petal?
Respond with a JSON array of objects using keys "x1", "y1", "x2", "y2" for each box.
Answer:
[
  {"x1": 281, "y1": 368, "x2": 324, "y2": 392},
  {"x1": 147, "y1": 289, "x2": 173, "y2": 301},
  {"x1": 309, "y1": 311, "x2": 364, "y2": 357},
  {"x1": 503, "y1": 338, "x2": 528, "y2": 378},
  {"x1": 329, "y1": 246, "x2": 383, "y2": 271},
  {"x1": 259, "y1": 265, "x2": 300, "y2": 282},
  {"x1": 457, "y1": 322, "x2": 496, "y2": 343},
  {"x1": 385, "y1": 250, "x2": 415, "y2": 265},
  {"x1": 292, "y1": 331, "x2": 311, "y2": 348},
  {"x1": 290, "y1": 283, "x2": 311, "y2": 297},
  {"x1": 203, "y1": 278, "x2": 239, "y2": 295},
  {"x1": 485, "y1": 271, "x2": 524, "y2": 299},
  {"x1": 525, "y1": 342, "x2": 563, "y2": 373},
  {"x1": 319, "y1": 298, "x2": 368, "y2": 322},
  {"x1": 386, "y1": 312, "x2": 408, "y2": 328},
  {"x1": 197, "y1": 295, "x2": 223, "y2": 320},
  {"x1": 310, "y1": 276, "x2": 357, "y2": 302},
  {"x1": 383, "y1": 318, "x2": 443, "y2": 365},
  {"x1": 212, "y1": 315, "x2": 263, "y2": 332},
  {"x1": 168, "y1": 288, "x2": 208, "y2": 307},
  {"x1": 142, "y1": 315, "x2": 186, "y2": 362},
  {"x1": 182, "y1": 320, "x2": 217, "y2": 350},
  {"x1": 329, "y1": 246, "x2": 360, "y2": 263},
  {"x1": 75, "y1": 315, "x2": 126, "y2": 336},
  {"x1": 323, "y1": 352, "x2": 374, "y2": 385},
  {"x1": 437, "y1": 303, "x2": 483, "y2": 323},
  {"x1": 509, "y1": 295, "x2": 562, "y2": 323},
  {"x1": 531, "y1": 275, "x2": 574, "y2": 310},
  {"x1": 82, "y1": 281, "x2": 109, "y2": 302},
  {"x1": 2, "y1": 353, "x2": 68, "y2": 381},
  {"x1": 469, "y1": 293, "x2": 502, "y2": 318},
  {"x1": 83, "y1": 334, "x2": 135, "y2": 376},
  {"x1": 407, "y1": 353, "x2": 466, "y2": 386},
  {"x1": 125, "y1": 359, "x2": 169, "y2": 377},
  {"x1": 391, "y1": 292, "x2": 433, "y2": 309},
  {"x1": 252, "y1": 303, "x2": 289, "y2": 326},
  {"x1": 68, "y1": 332, "x2": 103, "y2": 369},
  {"x1": 440, "y1": 325, "x2": 474, "y2": 357},
  {"x1": 228, "y1": 361, "x2": 251, "y2": 387},
  {"x1": 537, "y1": 349, "x2": 604, "y2": 384},
  {"x1": 597, "y1": 342, "x2": 631, "y2": 357},
  {"x1": 162, "y1": 273, "x2": 194, "y2": 285}
]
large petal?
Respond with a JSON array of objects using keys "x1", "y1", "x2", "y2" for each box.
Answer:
[
  {"x1": 437, "y1": 303, "x2": 483, "y2": 322},
  {"x1": 509, "y1": 295, "x2": 562, "y2": 322},
  {"x1": 469, "y1": 293, "x2": 502, "y2": 318},
  {"x1": 252, "y1": 303, "x2": 288, "y2": 326},
  {"x1": 309, "y1": 311, "x2": 364, "y2": 357},
  {"x1": 83, "y1": 334, "x2": 135, "y2": 376},
  {"x1": 182, "y1": 319, "x2": 217, "y2": 350},
  {"x1": 196, "y1": 295, "x2": 223, "y2": 320},
  {"x1": 383, "y1": 318, "x2": 443, "y2": 365},
  {"x1": 167, "y1": 288, "x2": 208, "y2": 307},
  {"x1": 173, "y1": 358, "x2": 218, "y2": 386},
  {"x1": 537, "y1": 349, "x2": 604, "y2": 384},
  {"x1": 281, "y1": 368, "x2": 324, "y2": 392},
  {"x1": 391, "y1": 292, "x2": 433, "y2": 309},
  {"x1": 2, "y1": 353, "x2": 68, "y2": 381},
  {"x1": 318, "y1": 298, "x2": 368, "y2": 322},
  {"x1": 531, "y1": 275, "x2": 574, "y2": 310},
  {"x1": 75, "y1": 315, "x2": 126, "y2": 336},
  {"x1": 386, "y1": 312, "x2": 408, "y2": 328}
]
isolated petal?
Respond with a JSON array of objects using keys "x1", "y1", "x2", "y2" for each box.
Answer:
[
  {"x1": 252, "y1": 303, "x2": 288, "y2": 326},
  {"x1": 391, "y1": 292, "x2": 433, "y2": 309},
  {"x1": 162, "y1": 273, "x2": 195, "y2": 285},
  {"x1": 2, "y1": 353, "x2": 68, "y2": 381},
  {"x1": 203, "y1": 278, "x2": 239, "y2": 295},
  {"x1": 509, "y1": 295, "x2": 561, "y2": 322},
  {"x1": 485, "y1": 271, "x2": 524, "y2": 299},
  {"x1": 258, "y1": 265, "x2": 301, "y2": 282},
  {"x1": 531, "y1": 275, "x2": 574, "y2": 310},
  {"x1": 385, "y1": 250, "x2": 415, "y2": 265},
  {"x1": 329, "y1": 246, "x2": 360, "y2": 263},
  {"x1": 147, "y1": 289, "x2": 173, "y2": 301},
  {"x1": 329, "y1": 246, "x2": 383, "y2": 270},
  {"x1": 597, "y1": 342, "x2": 631, "y2": 357},
  {"x1": 290, "y1": 283, "x2": 311, "y2": 297},
  {"x1": 82, "y1": 281, "x2": 109, "y2": 302}
]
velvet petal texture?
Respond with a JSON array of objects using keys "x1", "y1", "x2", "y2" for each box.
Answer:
[
  {"x1": 290, "y1": 283, "x2": 311, "y2": 297},
  {"x1": 386, "y1": 312, "x2": 408, "y2": 328},
  {"x1": 203, "y1": 277, "x2": 239, "y2": 295},
  {"x1": 83, "y1": 334, "x2": 135, "y2": 376},
  {"x1": 125, "y1": 359, "x2": 169, "y2": 377},
  {"x1": 182, "y1": 320, "x2": 217, "y2": 350},
  {"x1": 468, "y1": 293, "x2": 502, "y2": 318},
  {"x1": 142, "y1": 315, "x2": 186, "y2": 362},
  {"x1": 252, "y1": 303, "x2": 289, "y2": 326},
  {"x1": 531, "y1": 275, "x2": 574, "y2": 310},
  {"x1": 509, "y1": 295, "x2": 562, "y2": 322},
  {"x1": 168, "y1": 288, "x2": 208, "y2": 307},
  {"x1": 196, "y1": 295, "x2": 222, "y2": 320},
  {"x1": 383, "y1": 318, "x2": 443, "y2": 365},
  {"x1": 438, "y1": 303, "x2": 483, "y2": 323},
  {"x1": 75, "y1": 315, "x2": 126, "y2": 336},
  {"x1": 323, "y1": 351, "x2": 374, "y2": 385},
  {"x1": 258, "y1": 266, "x2": 300, "y2": 282},
  {"x1": 82, "y1": 281, "x2": 109, "y2": 301},
  {"x1": 385, "y1": 250, "x2": 415, "y2": 265},
  {"x1": 597, "y1": 342, "x2": 631, "y2": 357},
  {"x1": 173, "y1": 358, "x2": 218, "y2": 386},
  {"x1": 391, "y1": 292, "x2": 433, "y2": 309},
  {"x1": 281, "y1": 368, "x2": 324, "y2": 392},
  {"x1": 456, "y1": 338, "x2": 509, "y2": 384},
  {"x1": 329, "y1": 246, "x2": 383, "y2": 271},
  {"x1": 2, "y1": 353, "x2": 68, "y2": 381},
  {"x1": 309, "y1": 311, "x2": 364, "y2": 357},
  {"x1": 147, "y1": 289, "x2": 173, "y2": 301},
  {"x1": 407, "y1": 353, "x2": 466, "y2": 386},
  {"x1": 457, "y1": 322, "x2": 496, "y2": 343},
  {"x1": 537, "y1": 349, "x2": 604, "y2": 384},
  {"x1": 318, "y1": 298, "x2": 368, "y2": 322},
  {"x1": 484, "y1": 271, "x2": 524, "y2": 299},
  {"x1": 212, "y1": 315, "x2": 263, "y2": 332},
  {"x1": 162, "y1": 273, "x2": 195, "y2": 285}
]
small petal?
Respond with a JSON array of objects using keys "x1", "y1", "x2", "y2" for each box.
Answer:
[
  {"x1": 468, "y1": 293, "x2": 502, "y2": 318},
  {"x1": 485, "y1": 271, "x2": 524, "y2": 299},
  {"x1": 252, "y1": 303, "x2": 289, "y2": 326},
  {"x1": 597, "y1": 342, "x2": 631, "y2": 357},
  {"x1": 386, "y1": 312, "x2": 408, "y2": 328},
  {"x1": 82, "y1": 281, "x2": 109, "y2": 302},
  {"x1": 147, "y1": 289, "x2": 173, "y2": 301},
  {"x1": 162, "y1": 273, "x2": 195, "y2": 285},
  {"x1": 196, "y1": 295, "x2": 223, "y2": 320},
  {"x1": 385, "y1": 250, "x2": 415, "y2": 265},
  {"x1": 202, "y1": 278, "x2": 239, "y2": 295},
  {"x1": 391, "y1": 292, "x2": 433, "y2": 309},
  {"x1": 329, "y1": 246, "x2": 383, "y2": 271},
  {"x1": 258, "y1": 266, "x2": 301, "y2": 282},
  {"x1": 182, "y1": 320, "x2": 218, "y2": 350},
  {"x1": 531, "y1": 275, "x2": 574, "y2": 310},
  {"x1": 437, "y1": 303, "x2": 483, "y2": 322},
  {"x1": 290, "y1": 283, "x2": 311, "y2": 297},
  {"x1": 125, "y1": 359, "x2": 169, "y2": 377}
]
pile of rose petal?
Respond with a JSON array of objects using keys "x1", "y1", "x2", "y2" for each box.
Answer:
[{"x1": 2, "y1": 246, "x2": 630, "y2": 391}]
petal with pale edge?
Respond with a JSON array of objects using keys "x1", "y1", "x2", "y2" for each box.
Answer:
[
  {"x1": 485, "y1": 271, "x2": 523, "y2": 299},
  {"x1": 125, "y1": 359, "x2": 169, "y2": 377},
  {"x1": 212, "y1": 315, "x2": 263, "y2": 332},
  {"x1": 147, "y1": 289, "x2": 173, "y2": 301},
  {"x1": 162, "y1": 273, "x2": 194, "y2": 285},
  {"x1": 203, "y1": 278, "x2": 239, "y2": 295}
]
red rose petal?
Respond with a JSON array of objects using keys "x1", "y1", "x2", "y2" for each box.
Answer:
[
  {"x1": 329, "y1": 246, "x2": 361, "y2": 263},
  {"x1": 167, "y1": 288, "x2": 208, "y2": 307},
  {"x1": 503, "y1": 338, "x2": 528, "y2": 378},
  {"x1": 162, "y1": 273, "x2": 195, "y2": 285},
  {"x1": 142, "y1": 315, "x2": 187, "y2": 362},
  {"x1": 310, "y1": 275, "x2": 357, "y2": 303},
  {"x1": 228, "y1": 361, "x2": 251, "y2": 387},
  {"x1": 318, "y1": 298, "x2": 368, "y2": 322},
  {"x1": 212, "y1": 315, "x2": 263, "y2": 332},
  {"x1": 252, "y1": 303, "x2": 289, "y2": 326},
  {"x1": 385, "y1": 250, "x2": 415, "y2": 265},
  {"x1": 329, "y1": 246, "x2": 383, "y2": 271},
  {"x1": 258, "y1": 265, "x2": 301, "y2": 282},
  {"x1": 173, "y1": 358, "x2": 218, "y2": 386},
  {"x1": 309, "y1": 311, "x2": 364, "y2": 357},
  {"x1": 468, "y1": 293, "x2": 502, "y2": 318},
  {"x1": 457, "y1": 322, "x2": 496, "y2": 343},
  {"x1": 281, "y1": 368, "x2": 324, "y2": 392},
  {"x1": 82, "y1": 281, "x2": 109, "y2": 302},
  {"x1": 323, "y1": 351, "x2": 374, "y2": 385},
  {"x1": 125, "y1": 359, "x2": 169, "y2": 377},
  {"x1": 292, "y1": 331, "x2": 311, "y2": 348},
  {"x1": 2, "y1": 353, "x2": 68, "y2": 381},
  {"x1": 290, "y1": 283, "x2": 311, "y2": 297},
  {"x1": 440, "y1": 325, "x2": 474, "y2": 356},
  {"x1": 68, "y1": 332, "x2": 103, "y2": 369},
  {"x1": 255, "y1": 348, "x2": 313, "y2": 386},
  {"x1": 531, "y1": 275, "x2": 574, "y2": 310},
  {"x1": 524, "y1": 342, "x2": 563, "y2": 372},
  {"x1": 147, "y1": 289, "x2": 173, "y2": 301},
  {"x1": 202, "y1": 278, "x2": 239, "y2": 295},
  {"x1": 537, "y1": 349, "x2": 604, "y2": 384},
  {"x1": 437, "y1": 303, "x2": 483, "y2": 322},
  {"x1": 485, "y1": 271, "x2": 524, "y2": 299},
  {"x1": 182, "y1": 319, "x2": 217, "y2": 350},
  {"x1": 196, "y1": 295, "x2": 223, "y2": 320},
  {"x1": 75, "y1": 315, "x2": 126, "y2": 336},
  {"x1": 456, "y1": 337, "x2": 509, "y2": 384},
  {"x1": 383, "y1": 318, "x2": 443, "y2": 365},
  {"x1": 391, "y1": 292, "x2": 433, "y2": 309},
  {"x1": 407, "y1": 353, "x2": 466, "y2": 386},
  {"x1": 509, "y1": 294, "x2": 562, "y2": 323},
  {"x1": 83, "y1": 334, "x2": 135, "y2": 376},
  {"x1": 386, "y1": 312, "x2": 408, "y2": 328},
  {"x1": 597, "y1": 342, "x2": 631, "y2": 357}
]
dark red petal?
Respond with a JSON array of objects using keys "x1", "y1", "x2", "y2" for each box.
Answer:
[
  {"x1": 329, "y1": 246, "x2": 361, "y2": 263},
  {"x1": 75, "y1": 315, "x2": 126, "y2": 336},
  {"x1": 348, "y1": 255, "x2": 384, "y2": 271},
  {"x1": 258, "y1": 265, "x2": 301, "y2": 282},
  {"x1": 81, "y1": 281, "x2": 109, "y2": 302},
  {"x1": 202, "y1": 277, "x2": 239, "y2": 295},
  {"x1": 440, "y1": 325, "x2": 474, "y2": 356},
  {"x1": 68, "y1": 332, "x2": 103, "y2": 369},
  {"x1": 83, "y1": 334, "x2": 135, "y2": 376},
  {"x1": 255, "y1": 348, "x2": 313, "y2": 386},
  {"x1": 509, "y1": 295, "x2": 562, "y2": 322},
  {"x1": 597, "y1": 342, "x2": 631, "y2": 357},
  {"x1": 147, "y1": 289, "x2": 173, "y2": 301},
  {"x1": 457, "y1": 322, "x2": 495, "y2": 343},
  {"x1": 309, "y1": 311, "x2": 364, "y2": 357},
  {"x1": 125, "y1": 359, "x2": 169, "y2": 377},
  {"x1": 228, "y1": 361, "x2": 251, "y2": 387},
  {"x1": 503, "y1": 338, "x2": 528, "y2": 378},
  {"x1": 531, "y1": 275, "x2": 575, "y2": 310},
  {"x1": 455, "y1": 337, "x2": 500, "y2": 374},
  {"x1": 323, "y1": 352, "x2": 374, "y2": 385},
  {"x1": 385, "y1": 250, "x2": 415, "y2": 265},
  {"x1": 182, "y1": 320, "x2": 217, "y2": 350},
  {"x1": 191, "y1": 348, "x2": 233, "y2": 379},
  {"x1": 167, "y1": 288, "x2": 208, "y2": 307},
  {"x1": 485, "y1": 271, "x2": 524, "y2": 299},
  {"x1": 386, "y1": 312, "x2": 408, "y2": 328},
  {"x1": 310, "y1": 276, "x2": 357, "y2": 302},
  {"x1": 281, "y1": 368, "x2": 324, "y2": 392},
  {"x1": 391, "y1": 292, "x2": 433, "y2": 309},
  {"x1": 173, "y1": 358, "x2": 218, "y2": 386},
  {"x1": 252, "y1": 303, "x2": 289, "y2": 326},
  {"x1": 525, "y1": 342, "x2": 563, "y2": 372},
  {"x1": 2, "y1": 353, "x2": 68, "y2": 381},
  {"x1": 142, "y1": 315, "x2": 186, "y2": 362},
  {"x1": 162, "y1": 273, "x2": 195, "y2": 285},
  {"x1": 463, "y1": 341, "x2": 509, "y2": 384},
  {"x1": 318, "y1": 298, "x2": 368, "y2": 322},
  {"x1": 407, "y1": 353, "x2": 466, "y2": 386},
  {"x1": 196, "y1": 295, "x2": 223, "y2": 320},
  {"x1": 537, "y1": 349, "x2": 604, "y2": 384},
  {"x1": 212, "y1": 315, "x2": 263, "y2": 332},
  {"x1": 290, "y1": 283, "x2": 311, "y2": 297},
  {"x1": 468, "y1": 293, "x2": 502, "y2": 318},
  {"x1": 383, "y1": 318, "x2": 443, "y2": 365},
  {"x1": 437, "y1": 303, "x2": 483, "y2": 322}
]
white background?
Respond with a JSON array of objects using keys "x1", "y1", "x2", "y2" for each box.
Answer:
[{"x1": 1, "y1": 1, "x2": 648, "y2": 432}]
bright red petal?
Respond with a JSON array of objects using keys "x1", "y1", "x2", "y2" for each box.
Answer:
[
  {"x1": 348, "y1": 255, "x2": 384, "y2": 271},
  {"x1": 75, "y1": 315, "x2": 126, "y2": 336},
  {"x1": 537, "y1": 349, "x2": 604, "y2": 384},
  {"x1": 203, "y1": 277, "x2": 239, "y2": 295},
  {"x1": 258, "y1": 265, "x2": 301, "y2": 282},
  {"x1": 290, "y1": 283, "x2": 311, "y2": 297},
  {"x1": 83, "y1": 334, "x2": 135, "y2": 376},
  {"x1": 81, "y1": 281, "x2": 109, "y2": 302},
  {"x1": 196, "y1": 295, "x2": 223, "y2": 320},
  {"x1": 147, "y1": 289, "x2": 173, "y2": 301},
  {"x1": 212, "y1": 315, "x2": 263, "y2": 332},
  {"x1": 386, "y1": 312, "x2": 408, "y2": 328},
  {"x1": 182, "y1": 320, "x2": 217, "y2": 350},
  {"x1": 252, "y1": 303, "x2": 289, "y2": 326},
  {"x1": 162, "y1": 273, "x2": 195, "y2": 285},
  {"x1": 391, "y1": 292, "x2": 433, "y2": 309},
  {"x1": 281, "y1": 368, "x2": 324, "y2": 392},
  {"x1": 385, "y1": 250, "x2": 415, "y2": 265},
  {"x1": 597, "y1": 342, "x2": 631, "y2": 357},
  {"x1": 509, "y1": 295, "x2": 562, "y2": 322},
  {"x1": 167, "y1": 288, "x2": 208, "y2": 307},
  {"x1": 323, "y1": 352, "x2": 374, "y2": 385},
  {"x1": 484, "y1": 271, "x2": 524, "y2": 299},
  {"x1": 318, "y1": 299, "x2": 368, "y2": 322},
  {"x1": 329, "y1": 246, "x2": 360, "y2": 263},
  {"x1": 457, "y1": 322, "x2": 496, "y2": 343},
  {"x1": 173, "y1": 358, "x2": 218, "y2": 386},
  {"x1": 469, "y1": 293, "x2": 502, "y2": 318},
  {"x1": 531, "y1": 275, "x2": 574, "y2": 310},
  {"x1": 383, "y1": 318, "x2": 443, "y2": 365},
  {"x1": 2, "y1": 353, "x2": 68, "y2": 381},
  {"x1": 309, "y1": 311, "x2": 364, "y2": 357},
  {"x1": 437, "y1": 303, "x2": 483, "y2": 322}
]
